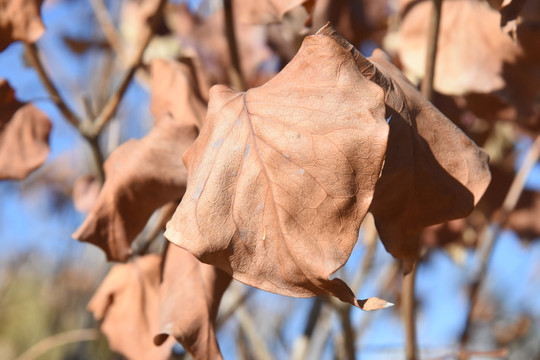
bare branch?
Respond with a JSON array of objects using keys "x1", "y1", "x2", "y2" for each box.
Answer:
[
  {"x1": 90, "y1": 0, "x2": 167, "y2": 137},
  {"x1": 24, "y1": 42, "x2": 81, "y2": 129},
  {"x1": 88, "y1": 0, "x2": 125, "y2": 60},
  {"x1": 402, "y1": 262, "x2": 418, "y2": 360},
  {"x1": 421, "y1": 0, "x2": 443, "y2": 101},
  {"x1": 460, "y1": 134, "x2": 540, "y2": 354},
  {"x1": 233, "y1": 290, "x2": 274, "y2": 360},
  {"x1": 223, "y1": 0, "x2": 246, "y2": 91},
  {"x1": 88, "y1": 0, "x2": 151, "y2": 87}
]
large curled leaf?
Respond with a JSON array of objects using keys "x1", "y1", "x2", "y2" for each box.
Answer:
[
  {"x1": 165, "y1": 25, "x2": 392, "y2": 309},
  {"x1": 154, "y1": 245, "x2": 231, "y2": 359},
  {"x1": 72, "y1": 60, "x2": 203, "y2": 261},
  {"x1": 88, "y1": 255, "x2": 175, "y2": 360},
  {"x1": 0, "y1": 0, "x2": 45, "y2": 52},
  {"x1": 0, "y1": 79, "x2": 51, "y2": 180},
  {"x1": 326, "y1": 28, "x2": 491, "y2": 268}
]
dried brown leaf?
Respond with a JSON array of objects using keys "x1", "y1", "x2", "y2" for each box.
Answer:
[
  {"x1": 165, "y1": 26, "x2": 392, "y2": 309},
  {"x1": 349, "y1": 44, "x2": 491, "y2": 268},
  {"x1": 0, "y1": 79, "x2": 51, "y2": 181},
  {"x1": 88, "y1": 255, "x2": 175, "y2": 360},
  {"x1": 154, "y1": 245, "x2": 231, "y2": 359},
  {"x1": 73, "y1": 60, "x2": 203, "y2": 261},
  {"x1": 150, "y1": 58, "x2": 207, "y2": 123},
  {"x1": 0, "y1": 0, "x2": 45, "y2": 52}
]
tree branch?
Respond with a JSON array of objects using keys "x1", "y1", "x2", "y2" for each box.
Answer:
[
  {"x1": 89, "y1": 0, "x2": 166, "y2": 137},
  {"x1": 24, "y1": 42, "x2": 81, "y2": 129},
  {"x1": 460, "y1": 134, "x2": 540, "y2": 355},
  {"x1": 88, "y1": 0, "x2": 151, "y2": 87},
  {"x1": 421, "y1": 0, "x2": 443, "y2": 101},
  {"x1": 24, "y1": 42, "x2": 105, "y2": 181},
  {"x1": 88, "y1": 0, "x2": 125, "y2": 60},
  {"x1": 223, "y1": 0, "x2": 246, "y2": 91},
  {"x1": 402, "y1": 261, "x2": 418, "y2": 360}
]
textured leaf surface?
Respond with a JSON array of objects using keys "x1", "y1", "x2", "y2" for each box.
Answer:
[
  {"x1": 72, "y1": 60, "x2": 203, "y2": 261},
  {"x1": 165, "y1": 26, "x2": 391, "y2": 308},
  {"x1": 333, "y1": 31, "x2": 491, "y2": 268},
  {"x1": 88, "y1": 255, "x2": 174, "y2": 360},
  {"x1": 0, "y1": 79, "x2": 51, "y2": 180},
  {"x1": 0, "y1": 0, "x2": 45, "y2": 51},
  {"x1": 154, "y1": 245, "x2": 231, "y2": 359}
]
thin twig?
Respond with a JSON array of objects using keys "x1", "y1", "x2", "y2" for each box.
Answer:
[
  {"x1": 401, "y1": 2, "x2": 443, "y2": 358},
  {"x1": 88, "y1": 136, "x2": 105, "y2": 183},
  {"x1": 235, "y1": 301, "x2": 273, "y2": 360},
  {"x1": 15, "y1": 328, "x2": 100, "y2": 360},
  {"x1": 24, "y1": 42, "x2": 105, "y2": 180},
  {"x1": 89, "y1": 0, "x2": 166, "y2": 137},
  {"x1": 333, "y1": 217, "x2": 379, "y2": 360},
  {"x1": 223, "y1": 0, "x2": 246, "y2": 91},
  {"x1": 90, "y1": 29, "x2": 150, "y2": 136},
  {"x1": 421, "y1": 0, "x2": 443, "y2": 101},
  {"x1": 24, "y1": 42, "x2": 81, "y2": 129},
  {"x1": 460, "y1": 135, "x2": 540, "y2": 354},
  {"x1": 88, "y1": 0, "x2": 125, "y2": 60},
  {"x1": 290, "y1": 298, "x2": 323, "y2": 360},
  {"x1": 133, "y1": 202, "x2": 177, "y2": 256},
  {"x1": 403, "y1": 261, "x2": 418, "y2": 360},
  {"x1": 88, "y1": 0, "x2": 151, "y2": 87},
  {"x1": 301, "y1": 216, "x2": 379, "y2": 360}
]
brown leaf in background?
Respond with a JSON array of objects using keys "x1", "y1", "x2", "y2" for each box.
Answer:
[
  {"x1": 234, "y1": 0, "x2": 314, "y2": 24},
  {"x1": 165, "y1": 26, "x2": 391, "y2": 309},
  {"x1": 311, "y1": 0, "x2": 389, "y2": 48},
  {"x1": 72, "y1": 113, "x2": 198, "y2": 261},
  {"x1": 165, "y1": 4, "x2": 279, "y2": 88},
  {"x1": 397, "y1": 0, "x2": 540, "y2": 131},
  {"x1": 0, "y1": 79, "x2": 51, "y2": 181},
  {"x1": 150, "y1": 58, "x2": 208, "y2": 121},
  {"x1": 398, "y1": 0, "x2": 516, "y2": 96},
  {"x1": 88, "y1": 255, "x2": 175, "y2": 360},
  {"x1": 72, "y1": 60, "x2": 203, "y2": 261},
  {"x1": 154, "y1": 245, "x2": 231, "y2": 359},
  {"x1": 0, "y1": 0, "x2": 45, "y2": 52},
  {"x1": 318, "y1": 25, "x2": 491, "y2": 268}
]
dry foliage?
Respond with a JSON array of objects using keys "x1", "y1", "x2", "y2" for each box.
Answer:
[
  {"x1": 88, "y1": 255, "x2": 175, "y2": 360},
  {"x1": 73, "y1": 60, "x2": 204, "y2": 261},
  {"x1": 0, "y1": 0, "x2": 45, "y2": 51},
  {"x1": 6, "y1": 0, "x2": 540, "y2": 359},
  {"x1": 0, "y1": 79, "x2": 51, "y2": 180},
  {"x1": 154, "y1": 245, "x2": 231, "y2": 359}
]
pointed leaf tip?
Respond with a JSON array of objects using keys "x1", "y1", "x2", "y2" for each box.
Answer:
[{"x1": 358, "y1": 297, "x2": 394, "y2": 311}]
